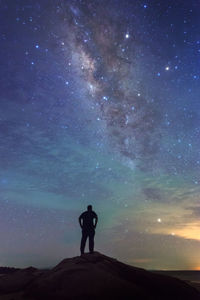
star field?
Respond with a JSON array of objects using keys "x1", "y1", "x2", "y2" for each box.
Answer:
[{"x1": 0, "y1": 0, "x2": 200, "y2": 269}]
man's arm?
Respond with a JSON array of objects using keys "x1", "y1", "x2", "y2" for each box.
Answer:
[
  {"x1": 79, "y1": 214, "x2": 83, "y2": 228},
  {"x1": 94, "y1": 214, "x2": 98, "y2": 228}
]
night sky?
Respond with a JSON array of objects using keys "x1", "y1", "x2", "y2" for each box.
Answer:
[{"x1": 1, "y1": 0, "x2": 200, "y2": 270}]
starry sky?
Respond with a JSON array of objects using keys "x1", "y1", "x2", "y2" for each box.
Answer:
[{"x1": 1, "y1": 0, "x2": 200, "y2": 270}]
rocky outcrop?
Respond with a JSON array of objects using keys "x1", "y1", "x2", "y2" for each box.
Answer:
[{"x1": 0, "y1": 252, "x2": 199, "y2": 299}]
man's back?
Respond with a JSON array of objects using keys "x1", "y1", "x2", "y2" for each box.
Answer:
[{"x1": 80, "y1": 210, "x2": 97, "y2": 230}]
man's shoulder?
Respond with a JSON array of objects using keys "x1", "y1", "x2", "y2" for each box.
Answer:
[
  {"x1": 80, "y1": 210, "x2": 97, "y2": 217},
  {"x1": 80, "y1": 211, "x2": 87, "y2": 217}
]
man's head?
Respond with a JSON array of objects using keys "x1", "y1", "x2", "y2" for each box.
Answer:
[{"x1": 87, "y1": 205, "x2": 92, "y2": 211}]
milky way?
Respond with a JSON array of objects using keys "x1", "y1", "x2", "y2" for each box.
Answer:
[
  {"x1": 64, "y1": 1, "x2": 163, "y2": 170},
  {"x1": 1, "y1": 0, "x2": 200, "y2": 269}
]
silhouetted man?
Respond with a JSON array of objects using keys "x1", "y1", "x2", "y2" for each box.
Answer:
[{"x1": 79, "y1": 205, "x2": 98, "y2": 255}]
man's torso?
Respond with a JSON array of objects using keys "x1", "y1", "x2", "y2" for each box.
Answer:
[{"x1": 80, "y1": 211, "x2": 97, "y2": 230}]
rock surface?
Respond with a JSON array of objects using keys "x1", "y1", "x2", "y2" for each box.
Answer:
[{"x1": 0, "y1": 252, "x2": 199, "y2": 299}]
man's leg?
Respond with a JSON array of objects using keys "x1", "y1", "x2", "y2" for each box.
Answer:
[
  {"x1": 80, "y1": 231, "x2": 88, "y2": 255},
  {"x1": 89, "y1": 230, "x2": 95, "y2": 253}
]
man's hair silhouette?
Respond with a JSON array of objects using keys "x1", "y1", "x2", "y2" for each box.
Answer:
[{"x1": 79, "y1": 205, "x2": 98, "y2": 255}]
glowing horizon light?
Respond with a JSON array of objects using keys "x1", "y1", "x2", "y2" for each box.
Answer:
[{"x1": 157, "y1": 218, "x2": 162, "y2": 223}]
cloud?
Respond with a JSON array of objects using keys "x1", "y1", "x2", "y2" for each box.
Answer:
[
  {"x1": 185, "y1": 206, "x2": 200, "y2": 218},
  {"x1": 142, "y1": 187, "x2": 163, "y2": 202}
]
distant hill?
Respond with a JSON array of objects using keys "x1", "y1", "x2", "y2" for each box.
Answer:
[
  {"x1": 0, "y1": 266, "x2": 20, "y2": 274},
  {"x1": 0, "y1": 252, "x2": 199, "y2": 299}
]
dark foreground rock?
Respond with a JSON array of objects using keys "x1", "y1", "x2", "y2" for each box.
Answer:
[{"x1": 0, "y1": 252, "x2": 199, "y2": 300}]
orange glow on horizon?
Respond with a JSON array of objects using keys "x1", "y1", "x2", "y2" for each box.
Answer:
[
  {"x1": 151, "y1": 220, "x2": 200, "y2": 242},
  {"x1": 175, "y1": 222, "x2": 200, "y2": 241}
]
